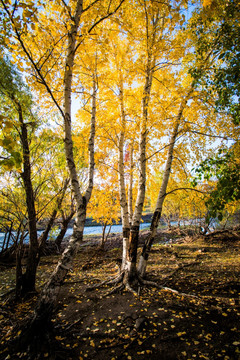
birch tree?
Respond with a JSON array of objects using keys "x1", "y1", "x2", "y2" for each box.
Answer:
[
  {"x1": 0, "y1": 0, "x2": 126, "y2": 341},
  {"x1": 137, "y1": 1, "x2": 239, "y2": 277}
]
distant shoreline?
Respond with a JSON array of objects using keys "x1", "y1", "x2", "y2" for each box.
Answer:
[{"x1": 36, "y1": 213, "x2": 156, "y2": 231}]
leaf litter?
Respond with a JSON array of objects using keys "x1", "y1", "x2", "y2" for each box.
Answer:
[{"x1": 0, "y1": 231, "x2": 239, "y2": 359}]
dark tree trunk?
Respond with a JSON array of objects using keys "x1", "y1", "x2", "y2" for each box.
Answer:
[
  {"x1": 18, "y1": 105, "x2": 38, "y2": 296},
  {"x1": 126, "y1": 225, "x2": 139, "y2": 279},
  {"x1": 15, "y1": 232, "x2": 24, "y2": 299},
  {"x1": 55, "y1": 210, "x2": 75, "y2": 250},
  {"x1": 5, "y1": 222, "x2": 13, "y2": 251},
  {"x1": 1, "y1": 229, "x2": 7, "y2": 252},
  {"x1": 101, "y1": 223, "x2": 107, "y2": 250},
  {"x1": 100, "y1": 223, "x2": 112, "y2": 250},
  {"x1": 37, "y1": 179, "x2": 70, "y2": 258},
  {"x1": 1, "y1": 223, "x2": 12, "y2": 252}
]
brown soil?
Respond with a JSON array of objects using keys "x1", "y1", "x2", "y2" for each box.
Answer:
[{"x1": 0, "y1": 229, "x2": 240, "y2": 360}]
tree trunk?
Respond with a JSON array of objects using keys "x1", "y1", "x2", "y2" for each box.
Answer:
[
  {"x1": 18, "y1": 104, "x2": 39, "y2": 296},
  {"x1": 125, "y1": 41, "x2": 154, "y2": 279},
  {"x1": 100, "y1": 223, "x2": 112, "y2": 250},
  {"x1": 128, "y1": 144, "x2": 134, "y2": 226},
  {"x1": 2, "y1": 222, "x2": 13, "y2": 252},
  {"x1": 55, "y1": 210, "x2": 75, "y2": 250},
  {"x1": 37, "y1": 179, "x2": 70, "y2": 258},
  {"x1": 30, "y1": 27, "x2": 96, "y2": 327},
  {"x1": 101, "y1": 222, "x2": 107, "y2": 249},
  {"x1": 138, "y1": 87, "x2": 193, "y2": 277},
  {"x1": 15, "y1": 231, "x2": 24, "y2": 299},
  {"x1": 118, "y1": 77, "x2": 130, "y2": 269}
]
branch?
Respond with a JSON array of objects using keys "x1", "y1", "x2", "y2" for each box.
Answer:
[
  {"x1": 75, "y1": 0, "x2": 126, "y2": 53},
  {"x1": 84, "y1": 74, "x2": 97, "y2": 204},
  {"x1": 145, "y1": 134, "x2": 184, "y2": 162},
  {"x1": 187, "y1": 130, "x2": 236, "y2": 141},
  {"x1": 0, "y1": 1, "x2": 65, "y2": 120},
  {"x1": 82, "y1": 0, "x2": 100, "y2": 12},
  {"x1": 172, "y1": 155, "x2": 188, "y2": 179},
  {"x1": 60, "y1": 0, "x2": 73, "y2": 19},
  {"x1": 164, "y1": 187, "x2": 207, "y2": 198}
]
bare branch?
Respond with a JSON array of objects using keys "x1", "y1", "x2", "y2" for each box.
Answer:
[
  {"x1": 60, "y1": 0, "x2": 73, "y2": 19},
  {"x1": 0, "y1": 1, "x2": 65, "y2": 120},
  {"x1": 165, "y1": 187, "x2": 207, "y2": 198},
  {"x1": 82, "y1": 0, "x2": 100, "y2": 13},
  {"x1": 75, "y1": 0, "x2": 126, "y2": 53},
  {"x1": 187, "y1": 130, "x2": 235, "y2": 141}
]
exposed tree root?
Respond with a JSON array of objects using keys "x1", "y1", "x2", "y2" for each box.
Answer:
[
  {"x1": 104, "y1": 283, "x2": 125, "y2": 297},
  {"x1": 86, "y1": 267, "x2": 199, "y2": 300},
  {"x1": 161, "y1": 259, "x2": 201, "y2": 284},
  {"x1": 124, "y1": 281, "x2": 138, "y2": 296},
  {"x1": 86, "y1": 272, "x2": 124, "y2": 291}
]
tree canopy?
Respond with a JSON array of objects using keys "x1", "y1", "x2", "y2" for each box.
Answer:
[{"x1": 0, "y1": 0, "x2": 239, "y2": 345}]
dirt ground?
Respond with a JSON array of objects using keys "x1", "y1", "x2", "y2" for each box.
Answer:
[{"x1": 0, "y1": 229, "x2": 240, "y2": 360}]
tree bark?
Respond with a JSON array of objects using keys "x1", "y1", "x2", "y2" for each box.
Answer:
[
  {"x1": 31, "y1": 24, "x2": 97, "y2": 326},
  {"x1": 126, "y1": 37, "x2": 155, "y2": 279},
  {"x1": 128, "y1": 144, "x2": 134, "y2": 226},
  {"x1": 37, "y1": 179, "x2": 70, "y2": 258},
  {"x1": 118, "y1": 77, "x2": 130, "y2": 269},
  {"x1": 15, "y1": 231, "x2": 24, "y2": 299},
  {"x1": 18, "y1": 104, "x2": 39, "y2": 296},
  {"x1": 2, "y1": 222, "x2": 13, "y2": 252},
  {"x1": 138, "y1": 87, "x2": 193, "y2": 277},
  {"x1": 55, "y1": 209, "x2": 75, "y2": 250}
]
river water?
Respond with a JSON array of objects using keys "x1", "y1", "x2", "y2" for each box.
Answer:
[{"x1": 0, "y1": 222, "x2": 151, "y2": 249}]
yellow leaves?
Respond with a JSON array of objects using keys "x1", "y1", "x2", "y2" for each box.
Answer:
[
  {"x1": 90, "y1": 340, "x2": 95, "y2": 347},
  {"x1": 55, "y1": 336, "x2": 64, "y2": 341},
  {"x1": 177, "y1": 331, "x2": 186, "y2": 337},
  {"x1": 202, "y1": 0, "x2": 212, "y2": 7}
]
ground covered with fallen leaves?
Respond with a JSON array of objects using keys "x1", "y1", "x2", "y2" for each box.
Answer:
[{"x1": 0, "y1": 230, "x2": 240, "y2": 360}]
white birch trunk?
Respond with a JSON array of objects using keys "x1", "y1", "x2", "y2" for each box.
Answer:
[
  {"x1": 138, "y1": 87, "x2": 193, "y2": 277},
  {"x1": 128, "y1": 144, "x2": 134, "y2": 225},
  {"x1": 127, "y1": 51, "x2": 154, "y2": 279},
  {"x1": 118, "y1": 78, "x2": 130, "y2": 270},
  {"x1": 32, "y1": 1, "x2": 98, "y2": 322}
]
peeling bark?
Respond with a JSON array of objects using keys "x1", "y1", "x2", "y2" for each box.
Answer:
[
  {"x1": 138, "y1": 87, "x2": 194, "y2": 277},
  {"x1": 128, "y1": 144, "x2": 134, "y2": 226},
  {"x1": 126, "y1": 34, "x2": 155, "y2": 278},
  {"x1": 29, "y1": 6, "x2": 97, "y2": 329},
  {"x1": 118, "y1": 77, "x2": 130, "y2": 269}
]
